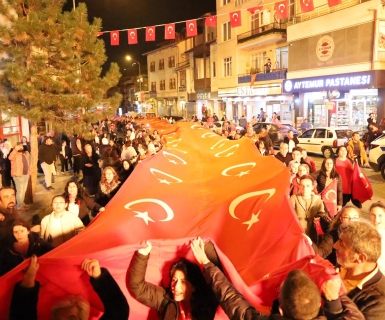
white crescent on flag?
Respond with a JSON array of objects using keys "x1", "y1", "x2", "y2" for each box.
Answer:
[
  {"x1": 130, "y1": 31, "x2": 135, "y2": 38},
  {"x1": 325, "y1": 190, "x2": 337, "y2": 202},
  {"x1": 189, "y1": 23, "x2": 195, "y2": 30},
  {"x1": 124, "y1": 198, "x2": 174, "y2": 224},
  {"x1": 148, "y1": 28, "x2": 154, "y2": 34},
  {"x1": 278, "y1": 4, "x2": 286, "y2": 12},
  {"x1": 113, "y1": 33, "x2": 117, "y2": 39},
  {"x1": 221, "y1": 162, "x2": 256, "y2": 177},
  {"x1": 214, "y1": 145, "x2": 239, "y2": 157},
  {"x1": 232, "y1": 13, "x2": 238, "y2": 21},
  {"x1": 168, "y1": 26, "x2": 173, "y2": 33},
  {"x1": 149, "y1": 168, "x2": 183, "y2": 184}
]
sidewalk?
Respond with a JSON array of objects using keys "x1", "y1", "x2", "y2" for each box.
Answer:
[{"x1": 18, "y1": 170, "x2": 81, "y2": 222}]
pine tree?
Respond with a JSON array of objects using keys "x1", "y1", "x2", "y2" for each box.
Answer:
[{"x1": 0, "y1": 0, "x2": 121, "y2": 196}]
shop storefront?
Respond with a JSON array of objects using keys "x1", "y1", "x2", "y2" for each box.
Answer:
[
  {"x1": 219, "y1": 84, "x2": 294, "y2": 124},
  {"x1": 283, "y1": 71, "x2": 385, "y2": 130},
  {"x1": 188, "y1": 92, "x2": 220, "y2": 120}
]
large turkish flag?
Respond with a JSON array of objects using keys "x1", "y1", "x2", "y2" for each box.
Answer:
[{"x1": 0, "y1": 120, "x2": 315, "y2": 319}]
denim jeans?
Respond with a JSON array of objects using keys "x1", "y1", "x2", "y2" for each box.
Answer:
[{"x1": 13, "y1": 174, "x2": 30, "y2": 207}]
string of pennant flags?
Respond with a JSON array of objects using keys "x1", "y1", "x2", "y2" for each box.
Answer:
[{"x1": 98, "y1": 0, "x2": 341, "y2": 46}]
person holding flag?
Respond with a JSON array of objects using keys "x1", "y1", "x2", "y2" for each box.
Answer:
[{"x1": 312, "y1": 158, "x2": 343, "y2": 214}]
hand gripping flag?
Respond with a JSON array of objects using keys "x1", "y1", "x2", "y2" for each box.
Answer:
[
  {"x1": 0, "y1": 120, "x2": 316, "y2": 319},
  {"x1": 110, "y1": 30, "x2": 119, "y2": 46},
  {"x1": 205, "y1": 16, "x2": 217, "y2": 27},
  {"x1": 275, "y1": 0, "x2": 289, "y2": 19},
  {"x1": 127, "y1": 29, "x2": 138, "y2": 44},
  {"x1": 165, "y1": 23, "x2": 175, "y2": 40},
  {"x1": 320, "y1": 179, "x2": 337, "y2": 217},
  {"x1": 300, "y1": 0, "x2": 315, "y2": 13},
  {"x1": 230, "y1": 11, "x2": 242, "y2": 28},
  {"x1": 352, "y1": 162, "x2": 373, "y2": 203}
]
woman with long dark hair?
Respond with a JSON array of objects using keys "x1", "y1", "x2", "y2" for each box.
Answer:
[
  {"x1": 312, "y1": 158, "x2": 343, "y2": 212},
  {"x1": 128, "y1": 241, "x2": 218, "y2": 319},
  {"x1": 63, "y1": 180, "x2": 105, "y2": 226}
]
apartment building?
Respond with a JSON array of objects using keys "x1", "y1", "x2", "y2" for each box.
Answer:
[
  {"x1": 283, "y1": 0, "x2": 385, "y2": 130},
  {"x1": 217, "y1": 0, "x2": 293, "y2": 124}
]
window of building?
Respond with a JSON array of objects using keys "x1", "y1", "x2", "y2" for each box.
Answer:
[
  {"x1": 160, "y1": 80, "x2": 165, "y2": 90},
  {"x1": 169, "y1": 78, "x2": 176, "y2": 89},
  {"x1": 168, "y1": 56, "x2": 175, "y2": 68},
  {"x1": 151, "y1": 82, "x2": 156, "y2": 92},
  {"x1": 1, "y1": 113, "x2": 19, "y2": 135},
  {"x1": 250, "y1": 52, "x2": 266, "y2": 73},
  {"x1": 222, "y1": 22, "x2": 231, "y2": 42},
  {"x1": 159, "y1": 59, "x2": 164, "y2": 70},
  {"x1": 212, "y1": 61, "x2": 216, "y2": 78},
  {"x1": 222, "y1": 0, "x2": 230, "y2": 5},
  {"x1": 150, "y1": 62, "x2": 155, "y2": 72},
  {"x1": 223, "y1": 57, "x2": 232, "y2": 77},
  {"x1": 180, "y1": 70, "x2": 186, "y2": 87},
  {"x1": 274, "y1": 47, "x2": 288, "y2": 69}
]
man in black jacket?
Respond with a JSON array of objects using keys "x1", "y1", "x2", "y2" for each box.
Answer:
[
  {"x1": 38, "y1": 136, "x2": 57, "y2": 190},
  {"x1": 9, "y1": 256, "x2": 129, "y2": 320}
]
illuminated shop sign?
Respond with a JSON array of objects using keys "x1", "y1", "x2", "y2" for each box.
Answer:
[
  {"x1": 283, "y1": 72, "x2": 374, "y2": 93},
  {"x1": 236, "y1": 87, "x2": 269, "y2": 96}
]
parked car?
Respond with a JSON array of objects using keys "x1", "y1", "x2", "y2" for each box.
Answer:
[
  {"x1": 369, "y1": 134, "x2": 385, "y2": 180},
  {"x1": 297, "y1": 127, "x2": 353, "y2": 158},
  {"x1": 241, "y1": 122, "x2": 298, "y2": 146}
]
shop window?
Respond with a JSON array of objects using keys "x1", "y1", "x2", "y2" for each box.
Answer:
[
  {"x1": 314, "y1": 129, "x2": 326, "y2": 139},
  {"x1": 301, "y1": 129, "x2": 314, "y2": 138}
]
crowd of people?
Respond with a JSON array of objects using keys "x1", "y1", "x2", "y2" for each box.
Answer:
[{"x1": 0, "y1": 115, "x2": 385, "y2": 319}]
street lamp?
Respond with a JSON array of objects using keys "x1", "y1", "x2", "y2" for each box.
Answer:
[{"x1": 126, "y1": 55, "x2": 142, "y2": 92}]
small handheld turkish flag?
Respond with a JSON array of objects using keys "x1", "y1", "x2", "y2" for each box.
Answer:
[
  {"x1": 320, "y1": 179, "x2": 337, "y2": 217},
  {"x1": 110, "y1": 31, "x2": 119, "y2": 46},
  {"x1": 127, "y1": 29, "x2": 138, "y2": 44},
  {"x1": 247, "y1": 6, "x2": 264, "y2": 14},
  {"x1": 165, "y1": 23, "x2": 175, "y2": 40},
  {"x1": 352, "y1": 162, "x2": 373, "y2": 203},
  {"x1": 328, "y1": 0, "x2": 341, "y2": 7},
  {"x1": 186, "y1": 20, "x2": 197, "y2": 37},
  {"x1": 275, "y1": 0, "x2": 289, "y2": 19},
  {"x1": 205, "y1": 16, "x2": 217, "y2": 28},
  {"x1": 300, "y1": 0, "x2": 314, "y2": 13},
  {"x1": 146, "y1": 26, "x2": 156, "y2": 42},
  {"x1": 230, "y1": 11, "x2": 242, "y2": 28}
]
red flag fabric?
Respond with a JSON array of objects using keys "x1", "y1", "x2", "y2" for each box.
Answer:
[
  {"x1": 275, "y1": 0, "x2": 289, "y2": 19},
  {"x1": 300, "y1": 0, "x2": 314, "y2": 13},
  {"x1": 164, "y1": 23, "x2": 175, "y2": 40},
  {"x1": 146, "y1": 26, "x2": 156, "y2": 41},
  {"x1": 127, "y1": 29, "x2": 138, "y2": 44},
  {"x1": 328, "y1": 0, "x2": 341, "y2": 7},
  {"x1": 247, "y1": 6, "x2": 264, "y2": 14},
  {"x1": 250, "y1": 74, "x2": 257, "y2": 88},
  {"x1": 320, "y1": 179, "x2": 337, "y2": 217},
  {"x1": 0, "y1": 120, "x2": 315, "y2": 318},
  {"x1": 186, "y1": 20, "x2": 197, "y2": 37},
  {"x1": 230, "y1": 11, "x2": 242, "y2": 28},
  {"x1": 352, "y1": 162, "x2": 373, "y2": 203},
  {"x1": 110, "y1": 30, "x2": 119, "y2": 46},
  {"x1": 205, "y1": 16, "x2": 217, "y2": 27}
]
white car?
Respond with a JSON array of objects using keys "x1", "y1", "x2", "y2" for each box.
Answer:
[
  {"x1": 297, "y1": 127, "x2": 353, "y2": 158},
  {"x1": 369, "y1": 134, "x2": 385, "y2": 180}
]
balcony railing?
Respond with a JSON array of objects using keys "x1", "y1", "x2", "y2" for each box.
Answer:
[
  {"x1": 238, "y1": 69, "x2": 287, "y2": 84},
  {"x1": 176, "y1": 60, "x2": 190, "y2": 69},
  {"x1": 237, "y1": 23, "x2": 287, "y2": 44},
  {"x1": 179, "y1": 86, "x2": 187, "y2": 92},
  {"x1": 194, "y1": 78, "x2": 211, "y2": 92}
]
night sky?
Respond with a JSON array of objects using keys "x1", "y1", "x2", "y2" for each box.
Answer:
[{"x1": 64, "y1": 0, "x2": 216, "y2": 76}]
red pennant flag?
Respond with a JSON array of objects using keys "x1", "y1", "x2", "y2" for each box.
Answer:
[
  {"x1": 164, "y1": 23, "x2": 175, "y2": 40},
  {"x1": 250, "y1": 74, "x2": 257, "y2": 88},
  {"x1": 205, "y1": 16, "x2": 217, "y2": 27},
  {"x1": 110, "y1": 30, "x2": 119, "y2": 46},
  {"x1": 247, "y1": 6, "x2": 264, "y2": 14},
  {"x1": 300, "y1": 0, "x2": 314, "y2": 13},
  {"x1": 275, "y1": 0, "x2": 289, "y2": 19},
  {"x1": 186, "y1": 19, "x2": 197, "y2": 37},
  {"x1": 230, "y1": 11, "x2": 242, "y2": 28},
  {"x1": 328, "y1": 0, "x2": 341, "y2": 7},
  {"x1": 146, "y1": 26, "x2": 156, "y2": 41},
  {"x1": 352, "y1": 162, "x2": 373, "y2": 203},
  {"x1": 127, "y1": 29, "x2": 138, "y2": 44},
  {"x1": 96, "y1": 32, "x2": 103, "y2": 37},
  {"x1": 321, "y1": 179, "x2": 337, "y2": 217}
]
